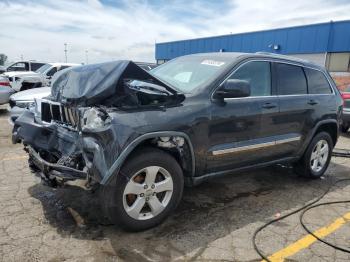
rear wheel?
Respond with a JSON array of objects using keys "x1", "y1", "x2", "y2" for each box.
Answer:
[
  {"x1": 294, "y1": 132, "x2": 333, "y2": 179},
  {"x1": 102, "y1": 147, "x2": 184, "y2": 231}
]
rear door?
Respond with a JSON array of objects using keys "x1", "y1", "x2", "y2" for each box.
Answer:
[
  {"x1": 273, "y1": 62, "x2": 309, "y2": 157},
  {"x1": 304, "y1": 68, "x2": 336, "y2": 124}
]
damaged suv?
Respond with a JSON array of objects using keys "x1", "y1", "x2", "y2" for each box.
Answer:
[{"x1": 13, "y1": 53, "x2": 343, "y2": 231}]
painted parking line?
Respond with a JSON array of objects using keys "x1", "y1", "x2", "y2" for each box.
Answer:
[
  {"x1": 262, "y1": 211, "x2": 350, "y2": 262},
  {"x1": 0, "y1": 156, "x2": 27, "y2": 161}
]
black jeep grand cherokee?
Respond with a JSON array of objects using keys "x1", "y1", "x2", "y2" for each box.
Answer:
[{"x1": 13, "y1": 52, "x2": 343, "y2": 231}]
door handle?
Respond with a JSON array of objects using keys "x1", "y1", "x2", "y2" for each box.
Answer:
[
  {"x1": 262, "y1": 103, "x2": 277, "y2": 109},
  {"x1": 308, "y1": 99, "x2": 319, "y2": 106}
]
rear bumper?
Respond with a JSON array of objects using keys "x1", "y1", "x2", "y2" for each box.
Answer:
[{"x1": 342, "y1": 110, "x2": 350, "y2": 124}]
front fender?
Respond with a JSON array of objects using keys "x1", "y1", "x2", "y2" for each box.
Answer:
[{"x1": 100, "y1": 131, "x2": 195, "y2": 185}]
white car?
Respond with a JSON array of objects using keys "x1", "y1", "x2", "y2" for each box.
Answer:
[
  {"x1": 2, "y1": 63, "x2": 79, "y2": 92},
  {"x1": 0, "y1": 86, "x2": 15, "y2": 105},
  {"x1": 8, "y1": 86, "x2": 51, "y2": 124}
]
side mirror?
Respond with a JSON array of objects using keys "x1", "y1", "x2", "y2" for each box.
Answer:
[{"x1": 214, "y1": 79, "x2": 251, "y2": 99}]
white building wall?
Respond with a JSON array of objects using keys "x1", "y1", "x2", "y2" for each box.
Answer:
[{"x1": 288, "y1": 53, "x2": 326, "y2": 67}]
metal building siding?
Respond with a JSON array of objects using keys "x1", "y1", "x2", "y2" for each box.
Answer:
[
  {"x1": 155, "y1": 20, "x2": 350, "y2": 60},
  {"x1": 329, "y1": 21, "x2": 350, "y2": 52}
]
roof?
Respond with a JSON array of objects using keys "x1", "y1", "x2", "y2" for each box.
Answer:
[
  {"x1": 47, "y1": 63, "x2": 80, "y2": 66},
  {"x1": 174, "y1": 52, "x2": 322, "y2": 69},
  {"x1": 155, "y1": 20, "x2": 350, "y2": 60}
]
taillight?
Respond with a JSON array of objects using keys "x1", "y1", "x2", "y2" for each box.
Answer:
[
  {"x1": 341, "y1": 93, "x2": 350, "y2": 100},
  {"x1": 341, "y1": 93, "x2": 350, "y2": 106},
  {"x1": 0, "y1": 81, "x2": 10, "y2": 86}
]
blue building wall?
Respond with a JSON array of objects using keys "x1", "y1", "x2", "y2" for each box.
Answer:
[{"x1": 155, "y1": 20, "x2": 350, "y2": 60}]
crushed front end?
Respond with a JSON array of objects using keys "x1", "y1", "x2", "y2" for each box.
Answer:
[{"x1": 13, "y1": 60, "x2": 184, "y2": 188}]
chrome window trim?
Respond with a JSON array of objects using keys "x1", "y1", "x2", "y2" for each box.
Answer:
[
  {"x1": 212, "y1": 136, "x2": 301, "y2": 155},
  {"x1": 210, "y1": 58, "x2": 336, "y2": 100}
]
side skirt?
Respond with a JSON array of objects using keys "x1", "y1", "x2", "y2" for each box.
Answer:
[{"x1": 186, "y1": 156, "x2": 299, "y2": 186}]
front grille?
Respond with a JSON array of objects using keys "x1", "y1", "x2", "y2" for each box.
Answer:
[
  {"x1": 344, "y1": 100, "x2": 350, "y2": 109},
  {"x1": 41, "y1": 101, "x2": 79, "y2": 128}
]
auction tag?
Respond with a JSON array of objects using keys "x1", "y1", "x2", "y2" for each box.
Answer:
[{"x1": 201, "y1": 60, "x2": 225, "y2": 67}]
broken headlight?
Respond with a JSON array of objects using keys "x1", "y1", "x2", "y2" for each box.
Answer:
[{"x1": 82, "y1": 107, "x2": 110, "y2": 130}]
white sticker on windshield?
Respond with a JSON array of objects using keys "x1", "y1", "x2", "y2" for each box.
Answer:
[{"x1": 201, "y1": 60, "x2": 225, "y2": 67}]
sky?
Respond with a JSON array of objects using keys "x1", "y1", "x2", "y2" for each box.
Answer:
[{"x1": 0, "y1": 0, "x2": 350, "y2": 64}]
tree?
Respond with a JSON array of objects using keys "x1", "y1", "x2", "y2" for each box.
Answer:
[{"x1": 0, "y1": 54, "x2": 7, "y2": 66}]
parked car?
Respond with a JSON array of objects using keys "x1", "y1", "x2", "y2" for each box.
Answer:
[
  {"x1": 341, "y1": 86, "x2": 350, "y2": 132},
  {"x1": 8, "y1": 86, "x2": 51, "y2": 124},
  {"x1": 13, "y1": 53, "x2": 342, "y2": 231},
  {"x1": 0, "y1": 66, "x2": 6, "y2": 74},
  {"x1": 0, "y1": 86, "x2": 15, "y2": 105},
  {"x1": 3, "y1": 62, "x2": 79, "y2": 92},
  {"x1": 0, "y1": 75, "x2": 10, "y2": 87},
  {"x1": 5, "y1": 61, "x2": 47, "y2": 72}
]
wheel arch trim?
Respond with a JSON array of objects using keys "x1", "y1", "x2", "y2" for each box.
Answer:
[
  {"x1": 101, "y1": 131, "x2": 195, "y2": 185},
  {"x1": 300, "y1": 119, "x2": 339, "y2": 156}
]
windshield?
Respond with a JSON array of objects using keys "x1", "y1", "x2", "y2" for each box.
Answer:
[
  {"x1": 35, "y1": 64, "x2": 51, "y2": 74},
  {"x1": 150, "y1": 56, "x2": 232, "y2": 93}
]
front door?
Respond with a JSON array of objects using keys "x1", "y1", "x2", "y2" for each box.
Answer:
[{"x1": 206, "y1": 60, "x2": 278, "y2": 173}]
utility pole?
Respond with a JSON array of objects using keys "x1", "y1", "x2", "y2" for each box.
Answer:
[
  {"x1": 20, "y1": 54, "x2": 23, "y2": 60},
  {"x1": 85, "y1": 50, "x2": 89, "y2": 65},
  {"x1": 64, "y1": 43, "x2": 68, "y2": 63}
]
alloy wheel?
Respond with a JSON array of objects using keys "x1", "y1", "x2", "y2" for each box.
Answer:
[
  {"x1": 122, "y1": 166, "x2": 174, "y2": 220},
  {"x1": 310, "y1": 139, "x2": 329, "y2": 172}
]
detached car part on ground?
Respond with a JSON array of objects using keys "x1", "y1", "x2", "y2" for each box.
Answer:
[{"x1": 13, "y1": 53, "x2": 343, "y2": 231}]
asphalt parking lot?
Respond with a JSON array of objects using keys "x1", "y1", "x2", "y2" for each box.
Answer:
[{"x1": 1, "y1": 105, "x2": 350, "y2": 262}]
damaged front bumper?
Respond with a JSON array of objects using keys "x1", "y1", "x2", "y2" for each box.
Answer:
[
  {"x1": 13, "y1": 108, "x2": 126, "y2": 186},
  {"x1": 13, "y1": 109, "x2": 90, "y2": 184},
  {"x1": 26, "y1": 146, "x2": 87, "y2": 180}
]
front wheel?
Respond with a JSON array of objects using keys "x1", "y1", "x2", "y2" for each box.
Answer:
[
  {"x1": 294, "y1": 132, "x2": 333, "y2": 179},
  {"x1": 102, "y1": 147, "x2": 184, "y2": 231}
]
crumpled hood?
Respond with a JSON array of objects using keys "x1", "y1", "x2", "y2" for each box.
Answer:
[{"x1": 51, "y1": 60, "x2": 177, "y2": 107}]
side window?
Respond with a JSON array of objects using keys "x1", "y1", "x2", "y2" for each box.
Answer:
[
  {"x1": 275, "y1": 63, "x2": 307, "y2": 95},
  {"x1": 58, "y1": 66, "x2": 71, "y2": 71},
  {"x1": 46, "y1": 67, "x2": 58, "y2": 77},
  {"x1": 229, "y1": 61, "x2": 271, "y2": 96},
  {"x1": 8, "y1": 62, "x2": 26, "y2": 71},
  {"x1": 31, "y1": 63, "x2": 46, "y2": 71},
  {"x1": 304, "y1": 68, "x2": 332, "y2": 94}
]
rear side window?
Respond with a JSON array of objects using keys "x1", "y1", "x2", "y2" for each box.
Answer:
[
  {"x1": 229, "y1": 61, "x2": 271, "y2": 96},
  {"x1": 275, "y1": 63, "x2": 307, "y2": 95},
  {"x1": 31, "y1": 63, "x2": 46, "y2": 71},
  {"x1": 59, "y1": 66, "x2": 71, "y2": 71},
  {"x1": 304, "y1": 68, "x2": 332, "y2": 94},
  {"x1": 47, "y1": 67, "x2": 58, "y2": 77}
]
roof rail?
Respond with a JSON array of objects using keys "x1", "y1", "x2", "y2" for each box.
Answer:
[{"x1": 255, "y1": 51, "x2": 311, "y2": 64}]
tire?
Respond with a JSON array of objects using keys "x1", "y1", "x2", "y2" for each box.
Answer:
[
  {"x1": 101, "y1": 147, "x2": 184, "y2": 231},
  {"x1": 294, "y1": 132, "x2": 333, "y2": 179},
  {"x1": 341, "y1": 124, "x2": 349, "y2": 133}
]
